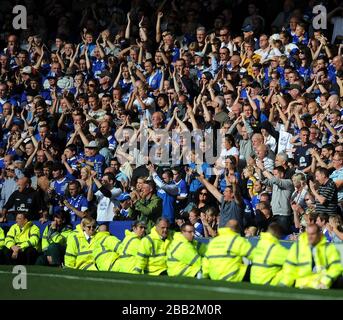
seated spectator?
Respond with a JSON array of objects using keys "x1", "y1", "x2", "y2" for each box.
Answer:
[
  {"x1": 93, "y1": 224, "x2": 121, "y2": 271},
  {"x1": 186, "y1": 207, "x2": 204, "y2": 237},
  {"x1": 327, "y1": 214, "x2": 343, "y2": 243},
  {"x1": 36, "y1": 211, "x2": 73, "y2": 266},
  {"x1": 167, "y1": 222, "x2": 206, "y2": 277},
  {"x1": 135, "y1": 217, "x2": 173, "y2": 275},
  {"x1": 3, "y1": 212, "x2": 40, "y2": 265},
  {"x1": 113, "y1": 220, "x2": 146, "y2": 274},
  {"x1": 201, "y1": 207, "x2": 219, "y2": 238},
  {"x1": 64, "y1": 217, "x2": 98, "y2": 270}
]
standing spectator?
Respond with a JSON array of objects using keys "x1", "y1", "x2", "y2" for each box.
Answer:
[
  {"x1": 257, "y1": 163, "x2": 294, "y2": 235},
  {"x1": 87, "y1": 172, "x2": 122, "y2": 222},
  {"x1": 309, "y1": 167, "x2": 338, "y2": 216},
  {"x1": 148, "y1": 164, "x2": 178, "y2": 225},
  {"x1": 129, "y1": 180, "x2": 163, "y2": 232}
]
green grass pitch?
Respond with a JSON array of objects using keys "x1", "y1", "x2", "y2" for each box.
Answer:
[{"x1": 1, "y1": 265, "x2": 343, "y2": 300}]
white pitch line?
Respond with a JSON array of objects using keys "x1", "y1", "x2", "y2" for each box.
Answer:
[{"x1": 0, "y1": 270, "x2": 342, "y2": 300}]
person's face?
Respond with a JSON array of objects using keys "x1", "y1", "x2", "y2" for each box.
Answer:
[
  {"x1": 162, "y1": 173, "x2": 172, "y2": 184},
  {"x1": 43, "y1": 167, "x2": 51, "y2": 177},
  {"x1": 141, "y1": 183, "x2": 152, "y2": 199},
  {"x1": 321, "y1": 148, "x2": 331, "y2": 159},
  {"x1": 182, "y1": 225, "x2": 195, "y2": 242},
  {"x1": 223, "y1": 187, "x2": 234, "y2": 201},
  {"x1": 79, "y1": 59, "x2": 87, "y2": 70},
  {"x1": 73, "y1": 115, "x2": 83, "y2": 126},
  {"x1": 25, "y1": 143, "x2": 34, "y2": 156},
  {"x1": 68, "y1": 184, "x2": 79, "y2": 197},
  {"x1": 274, "y1": 155, "x2": 285, "y2": 167},
  {"x1": 156, "y1": 220, "x2": 169, "y2": 239},
  {"x1": 330, "y1": 113, "x2": 340, "y2": 125},
  {"x1": 101, "y1": 175, "x2": 113, "y2": 188},
  {"x1": 5, "y1": 166, "x2": 15, "y2": 178},
  {"x1": 256, "y1": 146, "x2": 266, "y2": 159},
  {"x1": 243, "y1": 105, "x2": 252, "y2": 117},
  {"x1": 85, "y1": 34, "x2": 93, "y2": 44},
  {"x1": 289, "y1": 18, "x2": 298, "y2": 31},
  {"x1": 52, "y1": 169, "x2": 62, "y2": 179},
  {"x1": 110, "y1": 160, "x2": 120, "y2": 172},
  {"x1": 74, "y1": 75, "x2": 83, "y2": 85},
  {"x1": 84, "y1": 222, "x2": 96, "y2": 236},
  {"x1": 80, "y1": 168, "x2": 89, "y2": 180},
  {"x1": 17, "y1": 177, "x2": 29, "y2": 192},
  {"x1": 152, "y1": 113, "x2": 163, "y2": 127},
  {"x1": 133, "y1": 224, "x2": 146, "y2": 238},
  {"x1": 136, "y1": 178, "x2": 145, "y2": 191},
  {"x1": 0, "y1": 84, "x2": 7, "y2": 98},
  {"x1": 332, "y1": 155, "x2": 343, "y2": 170},
  {"x1": 315, "y1": 216, "x2": 326, "y2": 228},
  {"x1": 64, "y1": 43, "x2": 73, "y2": 55},
  {"x1": 54, "y1": 216, "x2": 63, "y2": 227},
  {"x1": 315, "y1": 171, "x2": 326, "y2": 185},
  {"x1": 259, "y1": 35, "x2": 268, "y2": 49},
  {"x1": 219, "y1": 49, "x2": 229, "y2": 61},
  {"x1": 113, "y1": 89, "x2": 121, "y2": 100},
  {"x1": 100, "y1": 122, "x2": 110, "y2": 135},
  {"x1": 307, "y1": 226, "x2": 321, "y2": 246},
  {"x1": 144, "y1": 62, "x2": 153, "y2": 74},
  {"x1": 16, "y1": 213, "x2": 28, "y2": 228},
  {"x1": 130, "y1": 50, "x2": 138, "y2": 62},
  {"x1": 2, "y1": 103, "x2": 11, "y2": 116},
  {"x1": 36, "y1": 150, "x2": 46, "y2": 163},
  {"x1": 85, "y1": 147, "x2": 96, "y2": 157},
  {"x1": 88, "y1": 97, "x2": 98, "y2": 110},
  {"x1": 199, "y1": 189, "x2": 209, "y2": 202},
  {"x1": 333, "y1": 57, "x2": 343, "y2": 71},
  {"x1": 17, "y1": 53, "x2": 27, "y2": 65},
  {"x1": 295, "y1": 25, "x2": 304, "y2": 37},
  {"x1": 300, "y1": 130, "x2": 309, "y2": 144}
]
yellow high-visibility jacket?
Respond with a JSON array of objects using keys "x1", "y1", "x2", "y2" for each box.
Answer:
[
  {"x1": 41, "y1": 224, "x2": 73, "y2": 251},
  {"x1": 93, "y1": 231, "x2": 121, "y2": 271},
  {"x1": 167, "y1": 232, "x2": 206, "y2": 277},
  {"x1": 5, "y1": 221, "x2": 40, "y2": 251},
  {"x1": 64, "y1": 225, "x2": 98, "y2": 271},
  {"x1": 0, "y1": 227, "x2": 5, "y2": 249},
  {"x1": 202, "y1": 227, "x2": 253, "y2": 282},
  {"x1": 135, "y1": 227, "x2": 173, "y2": 275},
  {"x1": 250, "y1": 232, "x2": 289, "y2": 285},
  {"x1": 112, "y1": 230, "x2": 141, "y2": 274},
  {"x1": 279, "y1": 232, "x2": 343, "y2": 289}
]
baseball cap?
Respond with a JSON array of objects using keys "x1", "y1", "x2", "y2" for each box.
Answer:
[
  {"x1": 85, "y1": 140, "x2": 98, "y2": 148},
  {"x1": 300, "y1": 113, "x2": 312, "y2": 121},
  {"x1": 21, "y1": 66, "x2": 32, "y2": 74},
  {"x1": 47, "y1": 71, "x2": 57, "y2": 79},
  {"x1": 194, "y1": 51, "x2": 204, "y2": 58},
  {"x1": 116, "y1": 192, "x2": 131, "y2": 202},
  {"x1": 242, "y1": 24, "x2": 254, "y2": 33}
]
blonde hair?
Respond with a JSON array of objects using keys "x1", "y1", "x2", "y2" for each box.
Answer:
[{"x1": 81, "y1": 217, "x2": 96, "y2": 228}]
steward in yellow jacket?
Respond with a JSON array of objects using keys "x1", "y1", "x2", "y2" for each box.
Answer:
[
  {"x1": 64, "y1": 217, "x2": 98, "y2": 271},
  {"x1": 112, "y1": 221, "x2": 146, "y2": 273},
  {"x1": 36, "y1": 211, "x2": 73, "y2": 266},
  {"x1": 4, "y1": 212, "x2": 40, "y2": 265},
  {"x1": 202, "y1": 220, "x2": 253, "y2": 282},
  {"x1": 0, "y1": 227, "x2": 5, "y2": 264},
  {"x1": 279, "y1": 224, "x2": 343, "y2": 289},
  {"x1": 0, "y1": 227, "x2": 4, "y2": 249},
  {"x1": 250, "y1": 223, "x2": 289, "y2": 285},
  {"x1": 135, "y1": 218, "x2": 173, "y2": 275},
  {"x1": 93, "y1": 225, "x2": 121, "y2": 271},
  {"x1": 167, "y1": 223, "x2": 207, "y2": 277}
]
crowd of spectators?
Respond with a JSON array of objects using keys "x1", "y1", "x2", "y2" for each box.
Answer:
[{"x1": 0, "y1": 0, "x2": 343, "y2": 247}]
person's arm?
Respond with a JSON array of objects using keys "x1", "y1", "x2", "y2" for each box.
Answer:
[
  {"x1": 246, "y1": 88, "x2": 259, "y2": 119},
  {"x1": 113, "y1": 63, "x2": 123, "y2": 89},
  {"x1": 55, "y1": 50, "x2": 65, "y2": 71},
  {"x1": 63, "y1": 199, "x2": 87, "y2": 219},
  {"x1": 84, "y1": 46, "x2": 91, "y2": 71},
  {"x1": 201, "y1": 101, "x2": 212, "y2": 123},
  {"x1": 174, "y1": 107, "x2": 189, "y2": 132},
  {"x1": 309, "y1": 180, "x2": 332, "y2": 205},
  {"x1": 138, "y1": 17, "x2": 148, "y2": 43},
  {"x1": 69, "y1": 44, "x2": 81, "y2": 68},
  {"x1": 149, "y1": 166, "x2": 178, "y2": 195},
  {"x1": 134, "y1": 238, "x2": 150, "y2": 274},
  {"x1": 197, "y1": 174, "x2": 222, "y2": 203},
  {"x1": 33, "y1": 46, "x2": 45, "y2": 69},
  {"x1": 125, "y1": 12, "x2": 131, "y2": 40},
  {"x1": 64, "y1": 235, "x2": 78, "y2": 268},
  {"x1": 95, "y1": 37, "x2": 106, "y2": 60},
  {"x1": 76, "y1": 126, "x2": 90, "y2": 147},
  {"x1": 155, "y1": 12, "x2": 163, "y2": 43},
  {"x1": 4, "y1": 106, "x2": 15, "y2": 129},
  {"x1": 24, "y1": 146, "x2": 38, "y2": 168}
]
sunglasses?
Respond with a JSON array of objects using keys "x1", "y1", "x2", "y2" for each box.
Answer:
[
  {"x1": 200, "y1": 192, "x2": 208, "y2": 195},
  {"x1": 86, "y1": 225, "x2": 96, "y2": 229}
]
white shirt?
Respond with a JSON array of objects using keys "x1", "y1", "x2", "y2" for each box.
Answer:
[
  {"x1": 220, "y1": 146, "x2": 239, "y2": 159},
  {"x1": 95, "y1": 187, "x2": 122, "y2": 221}
]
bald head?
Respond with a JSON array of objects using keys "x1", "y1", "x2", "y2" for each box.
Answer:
[
  {"x1": 226, "y1": 219, "x2": 240, "y2": 233},
  {"x1": 333, "y1": 55, "x2": 343, "y2": 71}
]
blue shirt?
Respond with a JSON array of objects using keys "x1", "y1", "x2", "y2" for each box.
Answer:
[
  {"x1": 65, "y1": 195, "x2": 88, "y2": 223},
  {"x1": 157, "y1": 187, "x2": 177, "y2": 224}
]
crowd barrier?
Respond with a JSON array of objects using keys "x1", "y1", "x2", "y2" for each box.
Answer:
[{"x1": 2, "y1": 220, "x2": 343, "y2": 264}]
